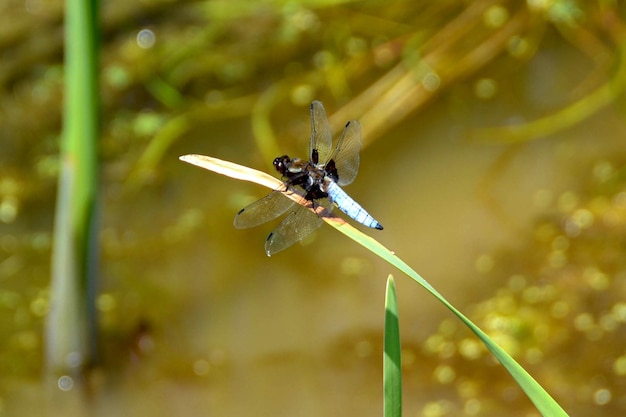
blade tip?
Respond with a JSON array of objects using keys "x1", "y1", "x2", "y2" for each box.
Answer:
[{"x1": 179, "y1": 154, "x2": 195, "y2": 163}]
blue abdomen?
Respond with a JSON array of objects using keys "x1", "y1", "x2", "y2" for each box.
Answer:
[{"x1": 326, "y1": 182, "x2": 383, "y2": 230}]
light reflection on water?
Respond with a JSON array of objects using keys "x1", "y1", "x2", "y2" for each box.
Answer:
[
  {"x1": 7, "y1": 107, "x2": 626, "y2": 416},
  {"x1": 3, "y1": 8, "x2": 626, "y2": 417}
]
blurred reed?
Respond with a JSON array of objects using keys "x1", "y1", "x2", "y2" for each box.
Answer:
[{"x1": 46, "y1": 0, "x2": 100, "y2": 375}]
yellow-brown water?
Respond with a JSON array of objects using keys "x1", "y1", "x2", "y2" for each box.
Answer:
[{"x1": 2, "y1": 1, "x2": 626, "y2": 416}]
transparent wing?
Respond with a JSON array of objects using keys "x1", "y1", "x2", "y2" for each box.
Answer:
[
  {"x1": 233, "y1": 191, "x2": 294, "y2": 229},
  {"x1": 317, "y1": 196, "x2": 334, "y2": 212},
  {"x1": 309, "y1": 101, "x2": 333, "y2": 164},
  {"x1": 327, "y1": 120, "x2": 361, "y2": 186},
  {"x1": 265, "y1": 204, "x2": 323, "y2": 256}
]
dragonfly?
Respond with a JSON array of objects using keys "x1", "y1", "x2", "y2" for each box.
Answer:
[{"x1": 235, "y1": 100, "x2": 383, "y2": 256}]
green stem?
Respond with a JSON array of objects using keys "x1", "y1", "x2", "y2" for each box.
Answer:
[{"x1": 46, "y1": 0, "x2": 100, "y2": 374}]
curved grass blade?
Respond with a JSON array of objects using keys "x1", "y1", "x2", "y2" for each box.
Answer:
[
  {"x1": 180, "y1": 154, "x2": 324, "y2": 216},
  {"x1": 179, "y1": 154, "x2": 569, "y2": 417},
  {"x1": 327, "y1": 219, "x2": 569, "y2": 417},
  {"x1": 180, "y1": 154, "x2": 284, "y2": 190},
  {"x1": 384, "y1": 276, "x2": 402, "y2": 417}
]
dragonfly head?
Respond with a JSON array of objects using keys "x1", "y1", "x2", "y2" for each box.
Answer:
[{"x1": 273, "y1": 155, "x2": 292, "y2": 175}]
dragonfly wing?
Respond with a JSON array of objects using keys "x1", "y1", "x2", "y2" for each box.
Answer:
[
  {"x1": 327, "y1": 120, "x2": 361, "y2": 186},
  {"x1": 317, "y1": 195, "x2": 334, "y2": 212},
  {"x1": 309, "y1": 101, "x2": 333, "y2": 164},
  {"x1": 265, "y1": 204, "x2": 323, "y2": 256},
  {"x1": 233, "y1": 191, "x2": 294, "y2": 229}
]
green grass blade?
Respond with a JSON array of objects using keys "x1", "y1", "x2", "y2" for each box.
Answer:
[
  {"x1": 384, "y1": 276, "x2": 402, "y2": 417},
  {"x1": 179, "y1": 155, "x2": 569, "y2": 417},
  {"x1": 46, "y1": 0, "x2": 100, "y2": 374},
  {"x1": 331, "y1": 222, "x2": 569, "y2": 417}
]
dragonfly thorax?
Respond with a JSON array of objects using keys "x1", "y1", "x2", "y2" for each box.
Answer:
[{"x1": 273, "y1": 154, "x2": 332, "y2": 201}]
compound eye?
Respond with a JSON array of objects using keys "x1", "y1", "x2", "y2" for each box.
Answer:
[{"x1": 273, "y1": 155, "x2": 290, "y2": 174}]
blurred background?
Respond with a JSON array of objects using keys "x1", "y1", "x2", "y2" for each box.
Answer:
[{"x1": 1, "y1": 0, "x2": 626, "y2": 416}]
